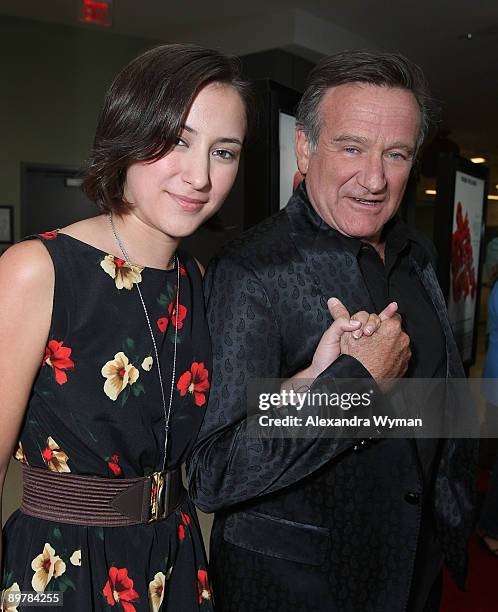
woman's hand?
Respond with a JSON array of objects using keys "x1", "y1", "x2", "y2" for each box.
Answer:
[{"x1": 306, "y1": 299, "x2": 362, "y2": 379}]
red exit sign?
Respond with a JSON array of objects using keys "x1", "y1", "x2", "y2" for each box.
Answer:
[{"x1": 80, "y1": 0, "x2": 113, "y2": 27}]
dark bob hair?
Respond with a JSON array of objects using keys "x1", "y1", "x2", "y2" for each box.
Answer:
[
  {"x1": 296, "y1": 50, "x2": 435, "y2": 156},
  {"x1": 82, "y1": 43, "x2": 254, "y2": 213}
]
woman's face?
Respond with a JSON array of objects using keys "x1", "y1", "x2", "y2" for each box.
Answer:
[{"x1": 123, "y1": 82, "x2": 247, "y2": 240}]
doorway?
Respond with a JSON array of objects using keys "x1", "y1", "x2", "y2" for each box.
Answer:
[{"x1": 21, "y1": 163, "x2": 98, "y2": 236}]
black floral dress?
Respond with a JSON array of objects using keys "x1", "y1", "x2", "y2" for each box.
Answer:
[{"x1": 2, "y1": 230, "x2": 214, "y2": 611}]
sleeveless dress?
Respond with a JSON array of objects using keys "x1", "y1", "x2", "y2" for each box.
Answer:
[{"x1": 2, "y1": 231, "x2": 214, "y2": 611}]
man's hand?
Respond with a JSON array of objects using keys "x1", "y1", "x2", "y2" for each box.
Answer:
[
  {"x1": 329, "y1": 298, "x2": 411, "y2": 380},
  {"x1": 348, "y1": 302, "x2": 399, "y2": 339},
  {"x1": 307, "y1": 298, "x2": 397, "y2": 379}
]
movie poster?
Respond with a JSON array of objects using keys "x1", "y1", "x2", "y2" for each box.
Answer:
[{"x1": 447, "y1": 170, "x2": 485, "y2": 362}]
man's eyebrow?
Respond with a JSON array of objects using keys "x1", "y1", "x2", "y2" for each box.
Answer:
[
  {"x1": 332, "y1": 134, "x2": 368, "y2": 145},
  {"x1": 389, "y1": 141, "x2": 415, "y2": 155},
  {"x1": 181, "y1": 125, "x2": 242, "y2": 146}
]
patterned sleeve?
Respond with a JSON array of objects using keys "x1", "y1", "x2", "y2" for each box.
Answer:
[{"x1": 187, "y1": 252, "x2": 377, "y2": 512}]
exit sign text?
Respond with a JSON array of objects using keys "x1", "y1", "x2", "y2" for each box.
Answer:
[{"x1": 80, "y1": 0, "x2": 113, "y2": 27}]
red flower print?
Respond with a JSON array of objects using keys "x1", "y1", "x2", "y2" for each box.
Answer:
[
  {"x1": 156, "y1": 298, "x2": 187, "y2": 333},
  {"x1": 168, "y1": 301, "x2": 187, "y2": 329},
  {"x1": 178, "y1": 524, "x2": 185, "y2": 540},
  {"x1": 177, "y1": 510, "x2": 190, "y2": 541},
  {"x1": 40, "y1": 230, "x2": 59, "y2": 240},
  {"x1": 179, "y1": 263, "x2": 187, "y2": 277},
  {"x1": 197, "y1": 569, "x2": 212, "y2": 604},
  {"x1": 43, "y1": 340, "x2": 74, "y2": 385},
  {"x1": 103, "y1": 567, "x2": 139, "y2": 612},
  {"x1": 177, "y1": 362, "x2": 210, "y2": 407},
  {"x1": 157, "y1": 317, "x2": 168, "y2": 333},
  {"x1": 42, "y1": 447, "x2": 52, "y2": 462},
  {"x1": 108, "y1": 454, "x2": 122, "y2": 476}
]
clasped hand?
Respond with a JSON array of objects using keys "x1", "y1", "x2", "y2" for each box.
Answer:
[{"x1": 308, "y1": 297, "x2": 411, "y2": 381}]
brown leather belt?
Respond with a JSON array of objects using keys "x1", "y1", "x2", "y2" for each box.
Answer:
[{"x1": 21, "y1": 464, "x2": 186, "y2": 527}]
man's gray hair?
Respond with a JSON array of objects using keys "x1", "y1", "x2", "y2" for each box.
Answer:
[{"x1": 296, "y1": 50, "x2": 435, "y2": 155}]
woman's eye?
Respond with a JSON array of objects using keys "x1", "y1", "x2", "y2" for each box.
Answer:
[
  {"x1": 213, "y1": 149, "x2": 236, "y2": 161},
  {"x1": 175, "y1": 137, "x2": 188, "y2": 147}
]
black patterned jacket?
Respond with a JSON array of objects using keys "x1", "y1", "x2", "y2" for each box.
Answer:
[{"x1": 188, "y1": 185, "x2": 476, "y2": 612}]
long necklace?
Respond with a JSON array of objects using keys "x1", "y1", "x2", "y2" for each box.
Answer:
[{"x1": 108, "y1": 213, "x2": 179, "y2": 472}]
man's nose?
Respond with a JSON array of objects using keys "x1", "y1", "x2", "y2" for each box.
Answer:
[
  {"x1": 182, "y1": 151, "x2": 210, "y2": 190},
  {"x1": 357, "y1": 155, "x2": 387, "y2": 193}
]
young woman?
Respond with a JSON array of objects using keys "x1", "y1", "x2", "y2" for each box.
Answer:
[{"x1": 0, "y1": 43, "x2": 252, "y2": 611}]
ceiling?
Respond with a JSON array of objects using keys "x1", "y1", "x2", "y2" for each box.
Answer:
[{"x1": 2, "y1": 0, "x2": 498, "y2": 194}]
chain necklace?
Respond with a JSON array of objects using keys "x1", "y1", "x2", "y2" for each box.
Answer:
[{"x1": 108, "y1": 213, "x2": 179, "y2": 472}]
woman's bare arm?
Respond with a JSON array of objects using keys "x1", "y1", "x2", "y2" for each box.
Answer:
[{"x1": 0, "y1": 241, "x2": 54, "y2": 568}]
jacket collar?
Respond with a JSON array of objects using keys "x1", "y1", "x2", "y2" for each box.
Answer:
[
  {"x1": 285, "y1": 180, "x2": 423, "y2": 260},
  {"x1": 285, "y1": 181, "x2": 375, "y2": 314}
]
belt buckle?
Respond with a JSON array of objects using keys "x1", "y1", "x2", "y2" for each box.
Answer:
[{"x1": 149, "y1": 471, "x2": 167, "y2": 522}]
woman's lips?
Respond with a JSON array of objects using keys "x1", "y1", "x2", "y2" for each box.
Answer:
[{"x1": 168, "y1": 192, "x2": 208, "y2": 212}]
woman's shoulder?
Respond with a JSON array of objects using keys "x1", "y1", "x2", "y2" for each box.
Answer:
[
  {"x1": 0, "y1": 240, "x2": 54, "y2": 297},
  {"x1": 59, "y1": 216, "x2": 105, "y2": 240},
  {"x1": 28, "y1": 218, "x2": 116, "y2": 271},
  {"x1": 0, "y1": 239, "x2": 53, "y2": 276},
  {"x1": 57, "y1": 216, "x2": 115, "y2": 252}
]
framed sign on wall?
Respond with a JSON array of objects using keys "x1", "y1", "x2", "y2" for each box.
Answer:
[
  {"x1": 244, "y1": 80, "x2": 302, "y2": 229},
  {"x1": 0, "y1": 206, "x2": 13, "y2": 245}
]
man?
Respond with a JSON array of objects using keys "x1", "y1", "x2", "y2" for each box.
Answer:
[{"x1": 188, "y1": 51, "x2": 476, "y2": 612}]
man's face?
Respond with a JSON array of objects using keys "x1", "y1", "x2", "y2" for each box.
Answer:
[{"x1": 295, "y1": 83, "x2": 420, "y2": 246}]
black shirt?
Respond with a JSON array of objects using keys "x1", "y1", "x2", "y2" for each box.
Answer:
[
  {"x1": 330, "y1": 216, "x2": 446, "y2": 380},
  {"x1": 329, "y1": 217, "x2": 446, "y2": 610}
]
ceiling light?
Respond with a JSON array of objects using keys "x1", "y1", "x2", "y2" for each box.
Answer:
[
  {"x1": 470, "y1": 157, "x2": 486, "y2": 164},
  {"x1": 424, "y1": 189, "x2": 498, "y2": 202}
]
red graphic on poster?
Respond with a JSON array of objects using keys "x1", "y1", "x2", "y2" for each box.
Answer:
[{"x1": 451, "y1": 201, "x2": 477, "y2": 302}]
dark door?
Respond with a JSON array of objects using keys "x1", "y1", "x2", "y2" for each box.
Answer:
[{"x1": 21, "y1": 164, "x2": 98, "y2": 236}]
